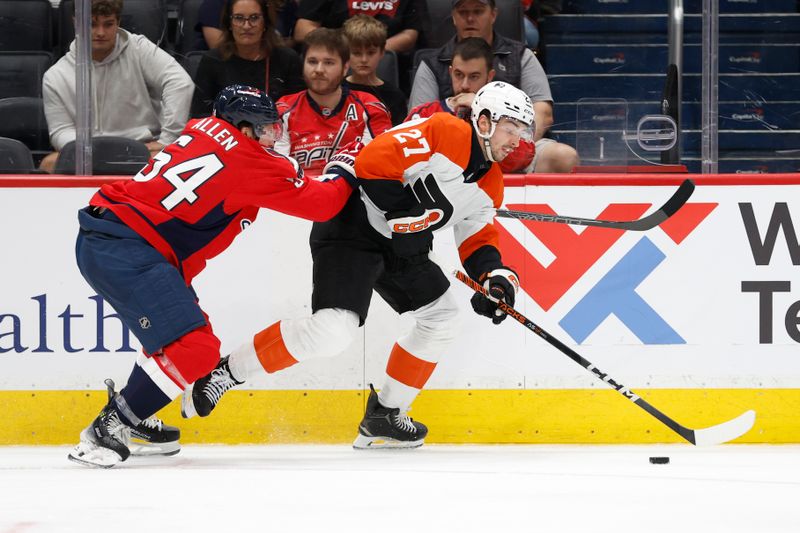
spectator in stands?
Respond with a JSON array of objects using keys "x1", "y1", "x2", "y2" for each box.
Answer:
[
  {"x1": 521, "y1": 0, "x2": 539, "y2": 50},
  {"x1": 293, "y1": 0, "x2": 425, "y2": 54},
  {"x1": 276, "y1": 0, "x2": 300, "y2": 47},
  {"x1": 191, "y1": 0, "x2": 305, "y2": 117},
  {"x1": 195, "y1": 0, "x2": 298, "y2": 50},
  {"x1": 406, "y1": 37, "x2": 534, "y2": 173},
  {"x1": 196, "y1": 0, "x2": 226, "y2": 49},
  {"x1": 409, "y1": 0, "x2": 578, "y2": 172},
  {"x1": 40, "y1": 0, "x2": 194, "y2": 173},
  {"x1": 274, "y1": 28, "x2": 392, "y2": 171},
  {"x1": 342, "y1": 15, "x2": 407, "y2": 125}
]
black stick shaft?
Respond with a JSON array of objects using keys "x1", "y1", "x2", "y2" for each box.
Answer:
[
  {"x1": 451, "y1": 269, "x2": 697, "y2": 444},
  {"x1": 496, "y1": 179, "x2": 695, "y2": 231}
]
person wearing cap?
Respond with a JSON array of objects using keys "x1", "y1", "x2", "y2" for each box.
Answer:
[{"x1": 409, "y1": 0, "x2": 578, "y2": 173}]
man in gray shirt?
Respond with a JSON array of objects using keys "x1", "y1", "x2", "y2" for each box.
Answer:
[
  {"x1": 410, "y1": 0, "x2": 577, "y2": 172},
  {"x1": 40, "y1": 0, "x2": 194, "y2": 172}
]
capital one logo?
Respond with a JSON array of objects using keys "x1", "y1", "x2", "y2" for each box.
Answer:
[{"x1": 497, "y1": 201, "x2": 717, "y2": 344}]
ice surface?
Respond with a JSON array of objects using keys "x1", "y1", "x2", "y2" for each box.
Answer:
[{"x1": 0, "y1": 444, "x2": 798, "y2": 532}]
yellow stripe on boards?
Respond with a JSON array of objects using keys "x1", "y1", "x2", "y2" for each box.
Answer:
[{"x1": 0, "y1": 389, "x2": 797, "y2": 445}]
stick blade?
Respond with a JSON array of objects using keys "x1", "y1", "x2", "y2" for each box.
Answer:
[
  {"x1": 692, "y1": 409, "x2": 756, "y2": 446},
  {"x1": 660, "y1": 179, "x2": 696, "y2": 218},
  {"x1": 621, "y1": 178, "x2": 696, "y2": 231},
  {"x1": 496, "y1": 178, "x2": 696, "y2": 231}
]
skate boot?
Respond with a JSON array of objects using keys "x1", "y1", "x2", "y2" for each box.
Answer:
[
  {"x1": 68, "y1": 379, "x2": 133, "y2": 468},
  {"x1": 181, "y1": 355, "x2": 243, "y2": 418},
  {"x1": 129, "y1": 417, "x2": 181, "y2": 457},
  {"x1": 353, "y1": 384, "x2": 428, "y2": 449}
]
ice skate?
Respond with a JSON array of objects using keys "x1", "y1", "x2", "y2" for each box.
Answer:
[
  {"x1": 68, "y1": 379, "x2": 133, "y2": 468},
  {"x1": 353, "y1": 384, "x2": 428, "y2": 449},
  {"x1": 181, "y1": 355, "x2": 243, "y2": 418},
  {"x1": 129, "y1": 417, "x2": 181, "y2": 457}
]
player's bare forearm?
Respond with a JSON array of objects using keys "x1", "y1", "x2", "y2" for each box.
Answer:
[{"x1": 532, "y1": 101, "x2": 553, "y2": 141}]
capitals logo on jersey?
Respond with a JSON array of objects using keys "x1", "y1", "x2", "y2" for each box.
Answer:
[{"x1": 276, "y1": 89, "x2": 392, "y2": 172}]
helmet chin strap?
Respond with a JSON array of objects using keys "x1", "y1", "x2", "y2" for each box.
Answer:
[
  {"x1": 481, "y1": 138, "x2": 496, "y2": 162},
  {"x1": 477, "y1": 121, "x2": 498, "y2": 163}
]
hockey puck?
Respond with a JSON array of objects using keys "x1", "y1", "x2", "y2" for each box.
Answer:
[{"x1": 649, "y1": 456, "x2": 670, "y2": 464}]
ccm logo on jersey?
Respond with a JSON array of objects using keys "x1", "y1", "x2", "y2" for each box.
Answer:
[{"x1": 391, "y1": 210, "x2": 443, "y2": 233}]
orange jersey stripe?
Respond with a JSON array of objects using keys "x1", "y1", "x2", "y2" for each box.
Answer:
[
  {"x1": 458, "y1": 224, "x2": 501, "y2": 265},
  {"x1": 385, "y1": 343, "x2": 438, "y2": 389},
  {"x1": 254, "y1": 321, "x2": 298, "y2": 373},
  {"x1": 477, "y1": 165, "x2": 505, "y2": 209}
]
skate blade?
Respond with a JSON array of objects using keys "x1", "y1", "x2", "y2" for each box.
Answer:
[
  {"x1": 67, "y1": 441, "x2": 124, "y2": 468},
  {"x1": 352, "y1": 433, "x2": 425, "y2": 450},
  {"x1": 129, "y1": 439, "x2": 181, "y2": 457},
  {"x1": 180, "y1": 386, "x2": 197, "y2": 419}
]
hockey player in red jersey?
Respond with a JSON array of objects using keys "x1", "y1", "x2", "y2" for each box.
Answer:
[
  {"x1": 182, "y1": 81, "x2": 534, "y2": 449},
  {"x1": 68, "y1": 85, "x2": 357, "y2": 468},
  {"x1": 406, "y1": 37, "x2": 536, "y2": 175},
  {"x1": 274, "y1": 28, "x2": 392, "y2": 172}
]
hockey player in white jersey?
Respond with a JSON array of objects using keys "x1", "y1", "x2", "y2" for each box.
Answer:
[{"x1": 182, "y1": 82, "x2": 534, "y2": 449}]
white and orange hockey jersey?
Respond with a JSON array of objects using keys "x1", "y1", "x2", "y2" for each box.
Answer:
[{"x1": 354, "y1": 112, "x2": 506, "y2": 279}]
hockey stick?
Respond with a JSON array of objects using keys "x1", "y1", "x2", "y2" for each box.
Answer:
[
  {"x1": 496, "y1": 178, "x2": 695, "y2": 231},
  {"x1": 436, "y1": 259, "x2": 756, "y2": 446}
]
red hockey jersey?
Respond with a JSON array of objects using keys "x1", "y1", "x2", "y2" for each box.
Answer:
[
  {"x1": 405, "y1": 99, "x2": 535, "y2": 174},
  {"x1": 275, "y1": 87, "x2": 392, "y2": 172},
  {"x1": 91, "y1": 116, "x2": 353, "y2": 283}
]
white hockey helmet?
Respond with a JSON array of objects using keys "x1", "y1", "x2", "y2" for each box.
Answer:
[{"x1": 470, "y1": 81, "x2": 535, "y2": 141}]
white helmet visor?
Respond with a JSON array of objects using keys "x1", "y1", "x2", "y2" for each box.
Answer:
[{"x1": 496, "y1": 117, "x2": 534, "y2": 142}]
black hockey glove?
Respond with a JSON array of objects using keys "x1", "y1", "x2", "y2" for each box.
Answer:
[{"x1": 470, "y1": 268, "x2": 520, "y2": 325}]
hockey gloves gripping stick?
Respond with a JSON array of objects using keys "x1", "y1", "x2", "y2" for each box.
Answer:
[
  {"x1": 471, "y1": 268, "x2": 520, "y2": 325},
  {"x1": 496, "y1": 179, "x2": 695, "y2": 231},
  {"x1": 433, "y1": 256, "x2": 756, "y2": 446}
]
